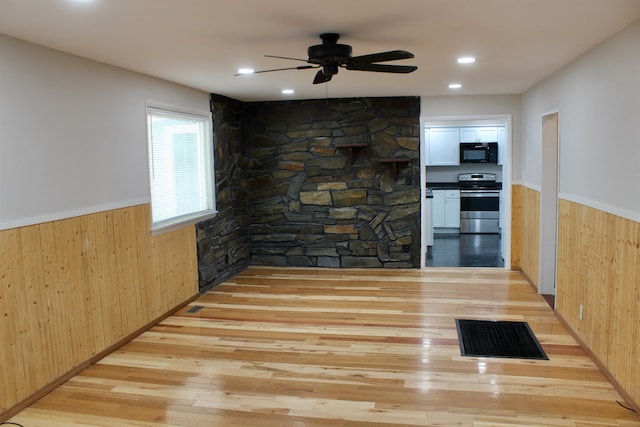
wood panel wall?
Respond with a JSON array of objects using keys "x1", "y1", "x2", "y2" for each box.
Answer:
[
  {"x1": 556, "y1": 199, "x2": 640, "y2": 407},
  {"x1": 0, "y1": 205, "x2": 198, "y2": 414},
  {"x1": 511, "y1": 185, "x2": 523, "y2": 267},
  {"x1": 511, "y1": 184, "x2": 540, "y2": 287}
]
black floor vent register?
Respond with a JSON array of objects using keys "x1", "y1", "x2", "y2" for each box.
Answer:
[{"x1": 456, "y1": 319, "x2": 548, "y2": 360}]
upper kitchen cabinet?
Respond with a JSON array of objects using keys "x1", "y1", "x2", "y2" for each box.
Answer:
[
  {"x1": 459, "y1": 126, "x2": 498, "y2": 143},
  {"x1": 497, "y1": 126, "x2": 506, "y2": 165},
  {"x1": 426, "y1": 127, "x2": 459, "y2": 166}
]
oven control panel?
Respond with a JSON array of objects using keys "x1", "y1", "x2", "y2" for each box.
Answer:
[{"x1": 458, "y1": 173, "x2": 496, "y2": 182}]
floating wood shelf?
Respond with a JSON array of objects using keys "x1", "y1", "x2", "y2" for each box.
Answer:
[
  {"x1": 335, "y1": 143, "x2": 369, "y2": 165},
  {"x1": 379, "y1": 158, "x2": 411, "y2": 179}
]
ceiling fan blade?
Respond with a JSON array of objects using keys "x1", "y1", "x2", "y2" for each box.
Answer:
[
  {"x1": 345, "y1": 63, "x2": 417, "y2": 73},
  {"x1": 235, "y1": 65, "x2": 317, "y2": 76},
  {"x1": 348, "y1": 50, "x2": 415, "y2": 64},
  {"x1": 265, "y1": 54, "x2": 308, "y2": 63},
  {"x1": 313, "y1": 70, "x2": 333, "y2": 84}
]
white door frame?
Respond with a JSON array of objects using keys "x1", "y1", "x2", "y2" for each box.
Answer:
[
  {"x1": 539, "y1": 111, "x2": 560, "y2": 298},
  {"x1": 420, "y1": 114, "x2": 512, "y2": 269}
]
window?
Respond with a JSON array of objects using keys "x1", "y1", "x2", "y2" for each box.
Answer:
[{"x1": 146, "y1": 104, "x2": 215, "y2": 232}]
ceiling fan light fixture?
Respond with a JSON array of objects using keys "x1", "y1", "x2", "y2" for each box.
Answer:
[
  {"x1": 322, "y1": 63, "x2": 339, "y2": 75},
  {"x1": 281, "y1": 89, "x2": 295, "y2": 95},
  {"x1": 448, "y1": 83, "x2": 462, "y2": 89},
  {"x1": 237, "y1": 68, "x2": 255, "y2": 75}
]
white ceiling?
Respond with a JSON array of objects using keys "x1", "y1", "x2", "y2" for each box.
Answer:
[{"x1": 2, "y1": 0, "x2": 640, "y2": 102}]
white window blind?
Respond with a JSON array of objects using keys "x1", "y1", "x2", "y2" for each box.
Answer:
[{"x1": 146, "y1": 105, "x2": 215, "y2": 231}]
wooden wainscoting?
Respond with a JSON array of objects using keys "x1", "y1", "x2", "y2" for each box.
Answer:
[
  {"x1": 6, "y1": 266, "x2": 640, "y2": 426},
  {"x1": 556, "y1": 199, "x2": 640, "y2": 409},
  {"x1": 511, "y1": 184, "x2": 523, "y2": 267},
  {"x1": 511, "y1": 184, "x2": 540, "y2": 288},
  {"x1": 0, "y1": 205, "x2": 199, "y2": 415}
]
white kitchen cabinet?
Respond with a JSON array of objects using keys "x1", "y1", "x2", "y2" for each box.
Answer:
[
  {"x1": 432, "y1": 190, "x2": 445, "y2": 227},
  {"x1": 432, "y1": 189, "x2": 460, "y2": 229},
  {"x1": 426, "y1": 127, "x2": 459, "y2": 166},
  {"x1": 459, "y1": 126, "x2": 498, "y2": 143},
  {"x1": 497, "y1": 126, "x2": 506, "y2": 165},
  {"x1": 444, "y1": 191, "x2": 461, "y2": 228},
  {"x1": 459, "y1": 128, "x2": 477, "y2": 143}
]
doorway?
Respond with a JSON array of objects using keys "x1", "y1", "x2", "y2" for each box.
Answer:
[
  {"x1": 539, "y1": 112, "x2": 559, "y2": 300},
  {"x1": 420, "y1": 115, "x2": 512, "y2": 269}
]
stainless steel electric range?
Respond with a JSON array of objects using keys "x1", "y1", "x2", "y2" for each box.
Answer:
[{"x1": 458, "y1": 173, "x2": 501, "y2": 234}]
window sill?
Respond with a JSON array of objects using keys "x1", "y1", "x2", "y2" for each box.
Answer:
[{"x1": 151, "y1": 210, "x2": 218, "y2": 235}]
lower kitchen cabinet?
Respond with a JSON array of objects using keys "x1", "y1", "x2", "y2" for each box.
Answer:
[{"x1": 432, "y1": 189, "x2": 460, "y2": 229}]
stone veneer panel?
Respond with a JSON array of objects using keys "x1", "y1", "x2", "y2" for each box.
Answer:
[
  {"x1": 196, "y1": 94, "x2": 251, "y2": 291},
  {"x1": 245, "y1": 97, "x2": 421, "y2": 268}
]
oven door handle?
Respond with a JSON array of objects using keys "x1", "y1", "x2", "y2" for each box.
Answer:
[{"x1": 460, "y1": 190, "x2": 500, "y2": 197}]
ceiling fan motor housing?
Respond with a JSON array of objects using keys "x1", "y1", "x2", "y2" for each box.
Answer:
[{"x1": 307, "y1": 33, "x2": 352, "y2": 68}]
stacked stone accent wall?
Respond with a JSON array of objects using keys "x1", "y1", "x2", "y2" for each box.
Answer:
[
  {"x1": 245, "y1": 97, "x2": 421, "y2": 268},
  {"x1": 196, "y1": 94, "x2": 251, "y2": 291}
]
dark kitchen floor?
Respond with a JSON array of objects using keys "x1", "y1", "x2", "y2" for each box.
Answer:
[{"x1": 426, "y1": 233, "x2": 504, "y2": 267}]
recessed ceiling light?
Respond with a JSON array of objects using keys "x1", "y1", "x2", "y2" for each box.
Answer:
[
  {"x1": 448, "y1": 83, "x2": 462, "y2": 89},
  {"x1": 281, "y1": 89, "x2": 295, "y2": 95},
  {"x1": 237, "y1": 68, "x2": 255, "y2": 75},
  {"x1": 457, "y1": 57, "x2": 476, "y2": 64}
]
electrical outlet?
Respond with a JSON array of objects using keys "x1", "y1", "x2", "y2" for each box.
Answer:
[{"x1": 579, "y1": 304, "x2": 584, "y2": 320}]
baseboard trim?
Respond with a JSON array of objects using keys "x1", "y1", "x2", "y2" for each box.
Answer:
[
  {"x1": 513, "y1": 266, "x2": 638, "y2": 415},
  {"x1": 1, "y1": 292, "x2": 201, "y2": 422},
  {"x1": 553, "y1": 311, "x2": 640, "y2": 416},
  {"x1": 511, "y1": 266, "x2": 538, "y2": 292}
]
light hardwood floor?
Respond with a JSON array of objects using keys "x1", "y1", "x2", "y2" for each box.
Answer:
[{"x1": 8, "y1": 267, "x2": 640, "y2": 426}]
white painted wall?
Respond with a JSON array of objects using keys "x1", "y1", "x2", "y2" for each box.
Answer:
[
  {"x1": 0, "y1": 35, "x2": 210, "y2": 230},
  {"x1": 522, "y1": 20, "x2": 640, "y2": 221}
]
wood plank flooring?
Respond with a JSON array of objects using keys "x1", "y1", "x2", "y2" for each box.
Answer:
[{"x1": 8, "y1": 267, "x2": 640, "y2": 426}]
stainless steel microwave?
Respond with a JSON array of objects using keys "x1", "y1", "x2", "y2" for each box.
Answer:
[{"x1": 460, "y1": 142, "x2": 498, "y2": 163}]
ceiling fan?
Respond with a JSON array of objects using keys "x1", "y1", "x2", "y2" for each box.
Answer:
[{"x1": 237, "y1": 33, "x2": 417, "y2": 84}]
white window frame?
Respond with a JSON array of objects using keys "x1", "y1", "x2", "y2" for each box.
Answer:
[{"x1": 146, "y1": 102, "x2": 217, "y2": 233}]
